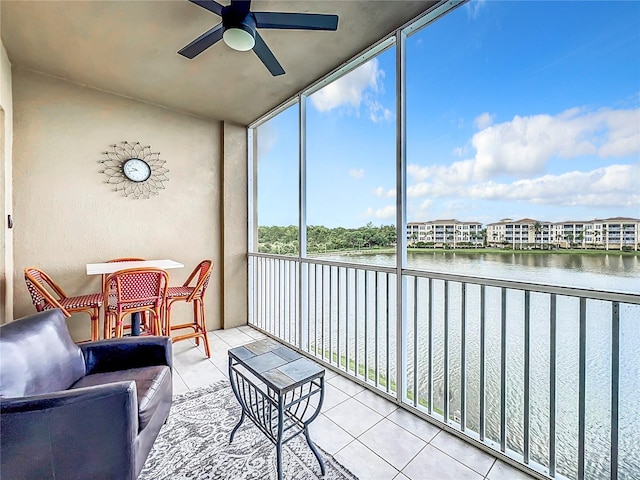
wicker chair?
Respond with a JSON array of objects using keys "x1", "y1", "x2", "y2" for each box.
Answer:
[
  {"x1": 102, "y1": 257, "x2": 147, "y2": 338},
  {"x1": 24, "y1": 267, "x2": 103, "y2": 341},
  {"x1": 103, "y1": 267, "x2": 168, "y2": 339},
  {"x1": 101, "y1": 257, "x2": 146, "y2": 291},
  {"x1": 164, "y1": 260, "x2": 212, "y2": 357}
]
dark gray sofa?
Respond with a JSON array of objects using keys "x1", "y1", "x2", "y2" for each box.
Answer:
[{"x1": 0, "y1": 308, "x2": 172, "y2": 479}]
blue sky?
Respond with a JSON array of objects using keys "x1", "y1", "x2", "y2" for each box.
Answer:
[{"x1": 257, "y1": 0, "x2": 640, "y2": 228}]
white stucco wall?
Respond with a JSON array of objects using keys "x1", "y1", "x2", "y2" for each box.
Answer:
[{"x1": 11, "y1": 68, "x2": 229, "y2": 339}]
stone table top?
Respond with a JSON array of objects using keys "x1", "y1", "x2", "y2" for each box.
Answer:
[{"x1": 228, "y1": 339, "x2": 325, "y2": 394}]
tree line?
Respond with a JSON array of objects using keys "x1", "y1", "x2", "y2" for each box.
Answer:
[{"x1": 258, "y1": 223, "x2": 396, "y2": 254}]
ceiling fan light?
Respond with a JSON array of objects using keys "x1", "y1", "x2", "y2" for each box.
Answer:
[{"x1": 223, "y1": 26, "x2": 255, "y2": 51}]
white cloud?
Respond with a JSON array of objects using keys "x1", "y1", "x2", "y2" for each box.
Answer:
[
  {"x1": 452, "y1": 146, "x2": 468, "y2": 157},
  {"x1": 309, "y1": 58, "x2": 393, "y2": 123},
  {"x1": 368, "y1": 100, "x2": 394, "y2": 123},
  {"x1": 408, "y1": 198, "x2": 433, "y2": 223},
  {"x1": 407, "y1": 160, "x2": 476, "y2": 185},
  {"x1": 372, "y1": 186, "x2": 395, "y2": 198},
  {"x1": 420, "y1": 199, "x2": 433, "y2": 210},
  {"x1": 349, "y1": 168, "x2": 364, "y2": 179},
  {"x1": 466, "y1": 0, "x2": 487, "y2": 19},
  {"x1": 408, "y1": 163, "x2": 640, "y2": 208},
  {"x1": 405, "y1": 104, "x2": 639, "y2": 218},
  {"x1": 412, "y1": 107, "x2": 640, "y2": 184},
  {"x1": 256, "y1": 122, "x2": 277, "y2": 160},
  {"x1": 474, "y1": 112, "x2": 494, "y2": 130},
  {"x1": 310, "y1": 59, "x2": 381, "y2": 112},
  {"x1": 469, "y1": 107, "x2": 640, "y2": 179},
  {"x1": 363, "y1": 205, "x2": 396, "y2": 220}
]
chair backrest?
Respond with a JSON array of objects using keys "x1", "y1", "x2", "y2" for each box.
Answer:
[
  {"x1": 104, "y1": 267, "x2": 168, "y2": 313},
  {"x1": 184, "y1": 260, "x2": 213, "y2": 301},
  {"x1": 24, "y1": 267, "x2": 68, "y2": 315},
  {"x1": 0, "y1": 309, "x2": 85, "y2": 398},
  {"x1": 102, "y1": 257, "x2": 146, "y2": 292}
]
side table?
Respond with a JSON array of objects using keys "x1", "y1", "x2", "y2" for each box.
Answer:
[{"x1": 228, "y1": 339, "x2": 325, "y2": 480}]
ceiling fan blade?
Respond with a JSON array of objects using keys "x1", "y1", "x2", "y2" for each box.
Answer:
[
  {"x1": 178, "y1": 23, "x2": 224, "y2": 59},
  {"x1": 253, "y1": 31, "x2": 285, "y2": 76},
  {"x1": 188, "y1": 0, "x2": 224, "y2": 16},
  {"x1": 254, "y1": 12, "x2": 339, "y2": 31}
]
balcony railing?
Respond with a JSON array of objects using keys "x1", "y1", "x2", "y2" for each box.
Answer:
[{"x1": 247, "y1": 253, "x2": 640, "y2": 480}]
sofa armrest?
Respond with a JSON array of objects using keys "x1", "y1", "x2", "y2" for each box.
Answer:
[
  {"x1": 0, "y1": 382, "x2": 140, "y2": 480},
  {"x1": 81, "y1": 336, "x2": 173, "y2": 374}
]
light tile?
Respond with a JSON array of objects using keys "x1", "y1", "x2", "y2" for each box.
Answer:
[
  {"x1": 172, "y1": 357, "x2": 208, "y2": 375},
  {"x1": 334, "y1": 440, "x2": 398, "y2": 480},
  {"x1": 218, "y1": 365, "x2": 230, "y2": 379},
  {"x1": 206, "y1": 334, "x2": 231, "y2": 351},
  {"x1": 236, "y1": 325, "x2": 267, "y2": 339},
  {"x1": 177, "y1": 359, "x2": 226, "y2": 390},
  {"x1": 359, "y1": 419, "x2": 426, "y2": 470},
  {"x1": 209, "y1": 356, "x2": 231, "y2": 377},
  {"x1": 402, "y1": 444, "x2": 482, "y2": 480},
  {"x1": 211, "y1": 329, "x2": 254, "y2": 346},
  {"x1": 172, "y1": 371, "x2": 189, "y2": 396},
  {"x1": 487, "y1": 460, "x2": 535, "y2": 480},
  {"x1": 307, "y1": 414, "x2": 354, "y2": 455},
  {"x1": 354, "y1": 388, "x2": 398, "y2": 416},
  {"x1": 171, "y1": 327, "x2": 522, "y2": 480},
  {"x1": 322, "y1": 382, "x2": 351, "y2": 411},
  {"x1": 387, "y1": 408, "x2": 441, "y2": 443},
  {"x1": 226, "y1": 336, "x2": 255, "y2": 347},
  {"x1": 324, "y1": 369, "x2": 339, "y2": 380},
  {"x1": 324, "y1": 398, "x2": 383, "y2": 437},
  {"x1": 209, "y1": 327, "x2": 238, "y2": 338},
  {"x1": 235, "y1": 325, "x2": 256, "y2": 335},
  {"x1": 171, "y1": 339, "x2": 197, "y2": 353},
  {"x1": 430, "y1": 431, "x2": 495, "y2": 476},
  {"x1": 327, "y1": 374, "x2": 365, "y2": 397},
  {"x1": 206, "y1": 344, "x2": 230, "y2": 366},
  {"x1": 173, "y1": 344, "x2": 213, "y2": 366}
]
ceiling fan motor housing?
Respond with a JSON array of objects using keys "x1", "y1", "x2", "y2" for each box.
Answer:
[
  {"x1": 222, "y1": 13, "x2": 256, "y2": 52},
  {"x1": 179, "y1": 0, "x2": 339, "y2": 76}
]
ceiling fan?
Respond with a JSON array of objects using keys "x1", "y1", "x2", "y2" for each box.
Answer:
[{"x1": 179, "y1": 0, "x2": 339, "y2": 76}]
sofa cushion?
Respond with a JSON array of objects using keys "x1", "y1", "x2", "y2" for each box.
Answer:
[
  {"x1": 70, "y1": 365, "x2": 171, "y2": 430},
  {"x1": 0, "y1": 310, "x2": 86, "y2": 398}
]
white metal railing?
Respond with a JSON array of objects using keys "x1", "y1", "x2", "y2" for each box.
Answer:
[{"x1": 247, "y1": 253, "x2": 640, "y2": 480}]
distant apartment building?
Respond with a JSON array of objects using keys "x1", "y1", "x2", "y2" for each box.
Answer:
[
  {"x1": 554, "y1": 217, "x2": 639, "y2": 250},
  {"x1": 410, "y1": 217, "x2": 639, "y2": 250},
  {"x1": 486, "y1": 217, "x2": 639, "y2": 250},
  {"x1": 407, "y1": 220, "x2": 483, "y2": 247},
  {"x1": 486, "y1": 218, "x2": 555, "y2": 248}
]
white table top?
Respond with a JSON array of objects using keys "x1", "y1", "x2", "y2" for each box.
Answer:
[{"x1": 86, "y1": 259, "x2": 184, "y2": 275}]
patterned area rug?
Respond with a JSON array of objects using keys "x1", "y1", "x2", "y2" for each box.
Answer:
[{"x1": 139, "y1": 380, "x2": 358, "y2": 480}]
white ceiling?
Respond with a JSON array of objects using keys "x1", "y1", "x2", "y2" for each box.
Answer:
[{"x1": 1, "y1": 1, "x2": 435, "y2": 125}]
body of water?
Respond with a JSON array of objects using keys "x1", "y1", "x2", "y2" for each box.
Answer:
[
  {"x1": 305, "y1": 251, "x2": 640, "y2": 479},
  {"x1": 322, "y1": 250, "x2": 640, "y2": 293}
]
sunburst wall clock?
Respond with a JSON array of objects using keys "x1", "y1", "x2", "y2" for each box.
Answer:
[{"x1": 100, "y1": 141, "x2": 169, "y2": 199}]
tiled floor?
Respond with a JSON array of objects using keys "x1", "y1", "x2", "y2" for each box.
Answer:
[{"x1": 172, "y1": 326, "x2": 536, "y2": 480}]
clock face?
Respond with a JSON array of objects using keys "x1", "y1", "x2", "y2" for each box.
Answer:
[{"x1": 122, "y1": 158, "x2": 152, "y2": 183}]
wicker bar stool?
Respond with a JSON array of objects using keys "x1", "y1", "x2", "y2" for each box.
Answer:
[
  {"x1": 101, "y1": 257, "x2": 146, "y2": 291},
  {"x1": 164, "y1": 260, "x2": 212, "y2": 357},
  {"x1": 103, "y1": 267, "x2": 168, "y2": 338},
  {"x1": 24, "y1": 267, "x2": 103, "y2": 342},
  {"x1": 101, "y1": 257, "x2": 147, "y2": 338}
]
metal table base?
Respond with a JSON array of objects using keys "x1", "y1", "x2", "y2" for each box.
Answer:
[{"x1": 228, "y1": 339, "x2": 325, "y2": 480}]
